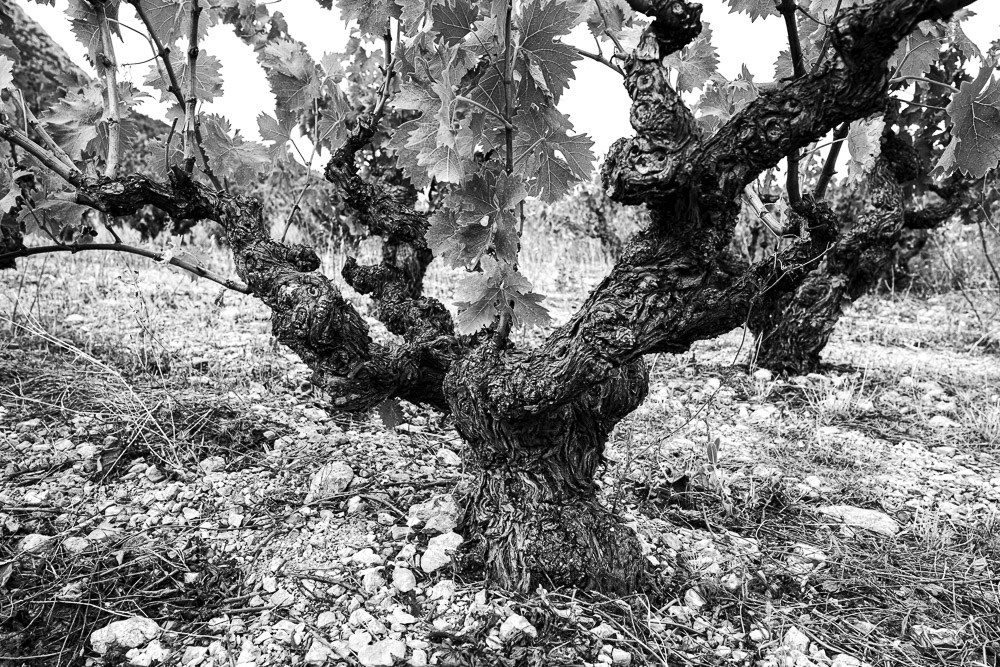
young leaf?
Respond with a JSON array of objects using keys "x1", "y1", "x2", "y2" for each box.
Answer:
[
  {"x1": 317, "y1": 108, "x2": 349, "y2": 153},
  {"x1": 18, "y1": 200, "x2": 92, "y2": 241},
  {"x1": 583, "y1": 0, "x2": 632, "y2": 38},
  {"x1": 511, "y1": 109, "x2": 595, "y2": 202},
  {"x1": 664, "y1": 23, "x2": 719, "y2": 92},
  {"x1": 518, "y1": 0, "x2": 581, "y2": 103},
  {"x1": 144, "y1": 51, "x2": 225, "y2": 103},
  {"x1": 66, "y1": 0, "x2": 121, "y2": 74},
  {"x1": 336, "y1": 0, "x2": 400, "y2": 37},
  {"x1": 431, "y1": 0, "x2": 478, "y2": 45},
  {"x1": 259, "y1": 39, "x2": 322, "y2": 124},
  {"x1": 428, "y1": 172, "x2": 526, "y2": 266},
  {"x1": 725, "y1": 0, "x2": 778, "y2": 22},
  {"x1": 936, "y1": 63, "x2": 1000, "y2": 178},
  {"x1": 0, "y1": 54, "x2": 12, "y2": 90},
  {"x1": 453, "y1": 256, "x2": 550, "y2": 334},
  {"x1": 148, "y1": 135, "x2": 186, "y2": 176},
  {"x1": 257, "y1": 112, "x2": 296, "y2": 160},
  {"x1": 889, "y1": 26, "x2": 942, "y2": 79},
  {"x1": 141, "y1": 0, "x2": 215, "y2": 45},
  {"x1": 44, "y1": 85, "x2": 105, "y2": 159},
  {"x1": 695, "y1": 69, "x2": 759, "y2": 133},
  {"x1": 200, "y1": 114, "x2": 271, "y2": 183},
  {"x1": 846, "y1": 116, "x2": 885, "y2": 183},
  {"x1": 946, "y1": 11, "x2": 981, "y2": 60}
]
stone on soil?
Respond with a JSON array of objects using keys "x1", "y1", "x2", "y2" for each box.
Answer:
[
  {"x1": 392, "y1": 567, "x2": 416, "y2": 592},
  {"x1": 498, "y1": 614, "x2": 537, "y2": 642},
  {"x1": 357, "y1": 638, "x2": 406, "y2": 666},
  {"x1": 406, "y1": 494, "x2": 459, "y2": 534},
  {"x1": 90, "y1": 616, "x2": 161, "y2": 654},
  {"x1": 306, "y1": 461, "x2": 355, "y2": 501},
  {"x1": 421, "y1": 532, "x2": 463, "y2": 573},
  {"x1": 817, "y1": 505, "x2": 899, "y2": 536}
]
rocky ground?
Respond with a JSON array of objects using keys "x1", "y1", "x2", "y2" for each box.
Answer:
[{"x1": 0, "y1": 245, "x2": 998, "y2": 667}]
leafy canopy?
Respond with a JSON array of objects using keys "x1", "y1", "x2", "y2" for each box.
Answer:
[{"x1": 2, "y1": 0, "x2": 1000, "y2": 335}]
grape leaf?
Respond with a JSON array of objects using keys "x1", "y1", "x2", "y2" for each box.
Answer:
[
  {"x1": 511, "y1": 109, "x2": 595, "y2": 202},
  {"x1": 389, "y1": 51, "x2": 474, "y2": 185},
  {"x1": 889, "y1": 24, "x2": 941, "y2": 79},
  {"x1": 148, "y1": 135, "x2": 186, "y2": 175},
  {"x1": 695, "y1": 66, "x2": 759, "y2": 133},
  {"x1": 583, "y1": 0, "x2": 633, "y2": 37},
  {"x1": 846, "y1": 115, "x2": 885, "y2": 183},
  {"x1": 725, "y1": 0, "x2": 778, "y2": 22},
  {"x1": 66, "y1": 0, "x2": 121, "y2": 74},
  {"x1": 431, "y1": 0, "x2": 478, "y2": 44},
  {"x1": 518, "y1": 0, "x2": 581, "y2": 103},
  {"x1": 317, "y1": 108, "x2": 349, "y2": 153},
  {"x1": 936, "y1": 63, "x2": 1000, "y2": 178},
  {"x1": 0, "y1": 190, "x2": 19, "y2": 217},
  {"x1": 429, "y1": 171, "x2": 526, "y2": 265},
  {"x1": 377, "y1": 399, "x2": 404, "y2": 429},
  {"x1": 947, "y1": 11, "x2": 981, "y2": 61},
  {"x1": 144, "y1": 51, "x2": 224, "y2": 103},
  {"x1": 664, "y1": 23, "x2": 718, "y2": 92},
  {"x1": 399, "y1": 0, "x2": 432, "y2": 28},
  {"x1": 0, "y1": 55, "x2": 12, "y2": 90},
  {"x1": 141, "y1": 0, "x2": 214, "y2": 45},
  {"x1": 454, "y1": 171, "x2": 526, "y2": 263},
  {"x1": 453, "y1": 256, "x2": 550, "y2": 334},
  {"x1": 44, "y1": 85, "x2": 105, "y2": 159},
  {"x1": 256, "y1": 112, "x2": 297, "y2": 160},
  {"x1": 18, "y1": 200, "x2": 93, "y2": 241},
  {"x1": 259, "y1": 40, "x2": 321, "y2": 123},
  {"x1": 257, "y1": 112, "x2": 295, "y2": 145},
  {"x1": 200, "y1": 114, "x2": 271, "y2": 183},
  {"x1": 336, "y1": 0, "x2": 400, "y2": 37},
  {"x1": 772, "y1": 14, "x2": 823, "y2": 80},
  {"x1": 806, "y1": 0, "x2": 866, "y2": 14},
  {"x1": 418, "y1": 143, "x2": 466, "y2": 183}
]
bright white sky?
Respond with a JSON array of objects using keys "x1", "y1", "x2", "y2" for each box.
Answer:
[{"x1": 14, "y1": 0, "x2": 1000, "y2": 158}]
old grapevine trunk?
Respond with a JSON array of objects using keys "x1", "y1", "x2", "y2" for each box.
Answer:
[
  {"x1": 751, "y1": 126, "x2": 919, "y2": 372},
  {"x1": 15, "y1": 0, "x2": 974, "y2": 594},
  {"x1": 750, "y1": 123, "x2": 975, "y2": 373},
  {"x1": 447, "y1": 352, "x2": 650, "y2": 592}
]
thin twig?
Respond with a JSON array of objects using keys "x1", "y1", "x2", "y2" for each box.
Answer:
[
  {"x1": 503, "y1": 0, "x2": 515, "y2": 177},
  {"x1": 0, "y1": 123, "x2": 80, "y2": 187},
  {"x1": 742, "y1": 185, "x2": 785, "y2": 238},
  {"x1": 777, "y1": 0, "x2": 806, "y2": 205},
  {"x1": 814, "y1": 122, "x2": 849, "y2": 199},
  {"x1": 164, "y1": 117, "x2": 179, "y2": 174},
  {"x1": 572, "y1": 45, "x2": 624, "y2": 75},
  {"x1": 890, "y1": 75, "x2": 960, "y2": 93},
  {"x1": 128, "y1": 0, "x2": 186, "y2": 109},
  {"x1": 0, "y1": 243, "x2": 250, "y2": 294},
  {"x1": 454, "y1": 95, "x2": 515, "y2": 129},
  {"x1": 94, "y1": 0, "x2": 122, "y2": 177},
  {"x1": 370, "y1": 19, "x2": 396, "y2": 125},
  {"x1": 183, "y1": 0, "x2": 203, "y2": 173},
  {"x1": 593, "y1": 0, "x2": 626, "y2": 53},
  {"x1": 811, "y1": 0, "x2": 843, "y2": 74},
  {"x1": 12, "y1": 91, "x2": 78, "y2": 173},
  {"x1": 975, "y1": 219, "x2": 1000, "y2": 290},
  {"x1": 193, "y1": 120, "x2": 223, "y2": 189}
]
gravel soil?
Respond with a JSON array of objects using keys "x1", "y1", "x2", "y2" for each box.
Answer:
[{"x1": 1, "y1": 251, "x2": 998, "y2": 667}]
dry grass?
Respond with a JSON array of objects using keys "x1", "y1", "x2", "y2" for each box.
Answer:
[{"x1": 1, "y1": 217, "x2": 998, "y2": 666}]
